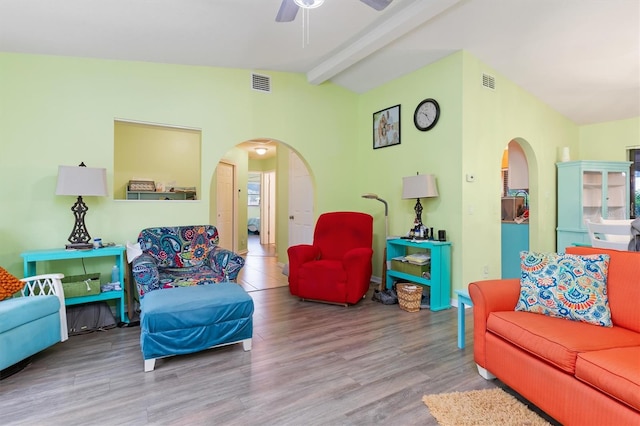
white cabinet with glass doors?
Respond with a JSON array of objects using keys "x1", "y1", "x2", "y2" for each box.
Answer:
[{"x1": 556, "y1": 160, "x2": 631, "y2": 252}]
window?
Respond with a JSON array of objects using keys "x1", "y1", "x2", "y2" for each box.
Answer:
[
  {"x1": 248, "y1": 173, "x2": 260, "y2": 206},
  {"x1": 501, "y1": 170, "x2": 509, "y2": 197},
  {"x1": 629, "y1": 149, "x2": 640, "y2": 218}
]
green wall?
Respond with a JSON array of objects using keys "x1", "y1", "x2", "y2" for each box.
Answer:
[
  {"x1": 356, "y1": 52, "x2": 464, "y2": 289},
  {"x1": 0, "y1": 52, "x2": 357, "y2": 278},
  {"x1": 1, "y1": 51, "x2": 636, "y2": 301},
  {"x1": 249, "y1": 157, "x2": 277, "y2": 172},
  {"x1": 356, "y1": 50, "x2": 579, "y2": 293},
  {"x1": 458, "y1": 51, "x2": 577, "y2": 291},
  {"x1": 579, "y1": 117, "x2": 640, "y2": 160}
]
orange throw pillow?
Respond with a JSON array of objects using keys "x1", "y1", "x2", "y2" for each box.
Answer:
[{"x1": 0, "y1": 267, "x2": 24, "y2": 300}]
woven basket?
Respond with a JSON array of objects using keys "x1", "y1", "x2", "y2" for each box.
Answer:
[{"x1": 397, "y1": 283, "x2": 422, "y2": 312}]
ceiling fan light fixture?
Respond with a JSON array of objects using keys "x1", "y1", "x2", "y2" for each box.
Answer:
[
  {"x1": 294, "y1": 0, "x2": 324, "y2": 9},
  {"x1": 255, "y1": 147, "x2": 268, "y2": 155}
]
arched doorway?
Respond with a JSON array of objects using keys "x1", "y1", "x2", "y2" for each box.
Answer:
[
  {"x1": 210, "y1": 139, "x2": 314, "y2": 260},
  {"x1": 501, "y1": 139, "x2": 532, "y2": 278}
]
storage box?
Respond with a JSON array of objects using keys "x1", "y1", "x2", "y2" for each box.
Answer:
[
  {"x1": 61, "y1": 273, "x2": 101, "y2": 298},
  {"x1": 391, "y1": 259, "x2": 430, "y2": 278},
  {"x1": 128, "y1": 180, "x2": 156, "y2": 192}
]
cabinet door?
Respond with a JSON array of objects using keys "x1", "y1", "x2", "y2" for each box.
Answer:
[
  {"x1": 605, "y1": 171, "x2": 628, "y2": 219},
  {"x1": 582, "y1": 170, "x2": 603, "y2": 224}
]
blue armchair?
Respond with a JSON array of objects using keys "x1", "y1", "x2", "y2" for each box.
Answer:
[{"x1": 132, "y1": 225, "x2": 245, "y2": 298}]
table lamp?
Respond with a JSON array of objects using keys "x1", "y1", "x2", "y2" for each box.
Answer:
[
  {"x1": 56, "y1": 162, "x2": 108, "y2": 249},
  {"x1": 402, "y1": 173, "x2": 438, "y2": 227}
]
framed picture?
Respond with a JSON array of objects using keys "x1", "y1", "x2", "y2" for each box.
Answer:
[{"x1": 373, "y1": 104, "x2": 401, "y2": 149}]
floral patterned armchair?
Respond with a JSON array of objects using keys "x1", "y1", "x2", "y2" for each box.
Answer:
[{"x1": 132, "y1": 225, "x2": 245, "y2": 298}]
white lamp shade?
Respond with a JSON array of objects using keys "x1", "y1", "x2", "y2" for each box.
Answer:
[
  {"x1": 56, "y1": 165, "x2": 108, "y2": 196},
  {"x1": 402, "y1": 174, "x2": 438, "y2": 199}
]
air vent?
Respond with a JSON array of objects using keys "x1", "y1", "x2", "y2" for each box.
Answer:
[
  {"x1": 251, "y1": 73, "x2": 271, "y2": 93},
  {"x1": 482, "y1": 73, "x2": 496, "y2": 90}
]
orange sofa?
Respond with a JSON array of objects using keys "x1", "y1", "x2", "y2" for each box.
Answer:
[{"x1": 469, "y1": 247, "x2": 640, "y2": 425}]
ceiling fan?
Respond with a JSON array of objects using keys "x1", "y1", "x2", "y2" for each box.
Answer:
[{"x1": 276, "y1": 0, "x2": 393, "y2": 22}]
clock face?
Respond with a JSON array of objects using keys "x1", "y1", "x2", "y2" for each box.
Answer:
[{"x1": 414, "y1": 99, "x2": 440, "y2": 131}]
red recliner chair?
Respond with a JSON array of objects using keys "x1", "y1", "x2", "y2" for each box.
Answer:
[{"x1": 287, "y1": 211, "x2": 373, "y2": 305}]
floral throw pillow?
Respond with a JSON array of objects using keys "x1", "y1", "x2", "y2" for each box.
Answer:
[{"x1": 515, "y1": 251, "x2": 612, "y2": 327}]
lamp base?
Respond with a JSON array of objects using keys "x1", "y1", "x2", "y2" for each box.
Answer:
[
  {"x1": 65, "y1": 243, "x2": 94, "y2": 250},
  {"x1": 65, "y1": 195, "x2": 93, "y2": 250}
]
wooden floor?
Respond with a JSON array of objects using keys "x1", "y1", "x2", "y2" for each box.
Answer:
[
  {"x1": 2, "y1": 237, "x2": 497, "y2": 425},
  {"x1": 236, "y1": 235, "x2": 288, "y2": 292}
]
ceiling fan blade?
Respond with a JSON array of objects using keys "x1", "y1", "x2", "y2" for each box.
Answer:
[
  {"x1": 360, "y1": 0, "x2": 393, "y2": 11},
  {"x1": 276, "y1": 0, "x2": 299, "y2": 22}
]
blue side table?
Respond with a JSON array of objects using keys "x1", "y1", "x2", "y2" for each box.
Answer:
[
  {"x1": 21, "y1": 246, "x2": 128, "y2": 323},
  {"x1": 455, "y1": 289, "x2": 473, "y2": 349}
]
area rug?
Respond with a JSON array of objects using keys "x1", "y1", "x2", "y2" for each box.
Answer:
[{"x1": 422, "y1": 388, "x2": 552, "y2": 426}]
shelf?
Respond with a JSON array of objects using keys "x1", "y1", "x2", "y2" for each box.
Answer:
[
  {"x1": 388, "y1": 269, "x2": 431, "y2": 285},
  {"x1": 126, "y1": 190, "x2": 196, "y2": 201},
  {"x1": 65, "y1": 290, "x2": 123, "y2": 306},
  {"x1": 386, "y1": 239, "x2": 451, "y2": 311}
]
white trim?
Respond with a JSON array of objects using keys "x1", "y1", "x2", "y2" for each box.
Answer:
[{"x1": 113, "y1": 118, "x2": 201, "y2": 131}]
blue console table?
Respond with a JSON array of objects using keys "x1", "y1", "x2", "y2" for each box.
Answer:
[
  {"x1": 21, "y1": 246, "x2": 128, "y2": 323},
  {"x1": 386, "y1": 238, "x2": 452, "y2": 311}
]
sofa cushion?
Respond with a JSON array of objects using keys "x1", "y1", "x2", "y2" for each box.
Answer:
[
  {"x1": 140, "y1": 283, "x2": 254, "y2": 360},
  {"x1": 141, "y1": 282, "x2": 253, "y2": 334},
  {"x1": 298, "y1": 259, "x2": 347, "y2": 301},
  {"x1": 566, "y1": 247, "x2": 640, "y2": 333},
  {"x1": 487, "y1": 310, "x2": 640, "y2": 374},
  {"x1": 575, "y1": 346, "x2": 640, "y2": 412},
  {"x1": 0, "y1": 296, "x2": 60, "y2": 333},
  {"x1": 138, "y1": 226, "x2": 219, "y2": 268},
  {"x1": 515, "y1": 251, "x2": 612, "y2": 327},
  {"x1": 158, "y1": 266, "x2": 226, "y2": 288}
]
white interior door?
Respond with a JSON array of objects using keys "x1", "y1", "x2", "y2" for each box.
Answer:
[
  {"x1": 288, "y1": 151, "x2": 314, "y2": 247},
  {"x1": 260, "y1": 170, "x2": 276, "y2": 245},
  {"x1": 216, "y1": 162, "x2": 235, "y2": 250}
]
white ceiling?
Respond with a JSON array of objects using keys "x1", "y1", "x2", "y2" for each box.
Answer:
[{"x1": 1, "y1": 0, "x2": 638, "y2": 126}]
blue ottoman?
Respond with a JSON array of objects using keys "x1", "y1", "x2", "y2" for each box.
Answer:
[{"x1": 140, "y1": 282, "x2": 253, "y2": 372}]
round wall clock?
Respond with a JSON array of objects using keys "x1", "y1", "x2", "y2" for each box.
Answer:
[{"x1": 414, "y1": 98, "x2": 440, "y2": 131}]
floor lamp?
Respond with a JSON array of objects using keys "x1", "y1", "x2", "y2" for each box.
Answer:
[{"x1": 362, "y1": 193, "x2": 388, "y2": 292}]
